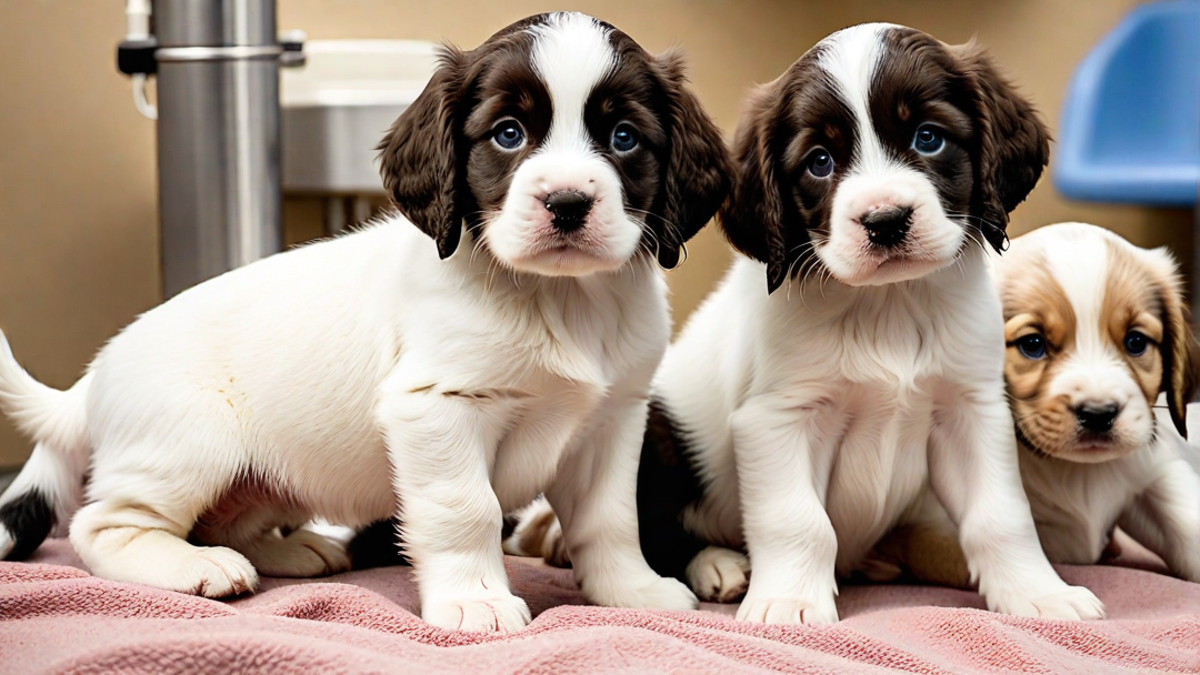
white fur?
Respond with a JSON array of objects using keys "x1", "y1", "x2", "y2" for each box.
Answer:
[
  {"x1": 485, "y1": 13, "x2": 643, "y2": 277},
  {"x1": 674, "y1": 27, "x2": 1102, "y2": 624},
  {"x1": 0, "y1": 12, "x2": 698, "y2": 632}
]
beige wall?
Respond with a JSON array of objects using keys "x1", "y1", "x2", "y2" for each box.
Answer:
[{"x1": 0, "y1": 0, "x2": 1189, "y2": 467}]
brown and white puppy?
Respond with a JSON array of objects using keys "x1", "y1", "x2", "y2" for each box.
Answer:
[
  {"x1": 507, "y1": 24, "x2": 1105, "y2": 624},
  {"x1": 0, "y1": 12, "x2": 730, "y2": 633},
  {"x1": 872, "y1": 222, "x2": 1200, "y2": 587}
]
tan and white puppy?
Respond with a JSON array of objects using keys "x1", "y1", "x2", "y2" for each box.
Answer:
[
  {"x1": 507, "y1": 24, "x2": 1106, "y2": 625},
  {"x1": 0, "y1": 12, "x2": 730, "y2": 632},
  {"x1": 999, "y1": 223, "x2": 1200, "y2": 577}
]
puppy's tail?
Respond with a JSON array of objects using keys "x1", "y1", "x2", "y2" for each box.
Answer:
[{"x1": 0, "y1": 329, "x2": 91, "y2": 560}]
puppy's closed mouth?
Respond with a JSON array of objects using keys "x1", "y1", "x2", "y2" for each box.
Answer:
[{"x1": 1074, "y1": 432, "x2": 1115, "y2": 447}]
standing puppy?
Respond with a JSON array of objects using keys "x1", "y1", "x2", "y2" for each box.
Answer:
[
  {"x1": 0, "y1": 12, "x2": 729, "y2": 632},
  {"x1": 509, "y1": 23, "x2": 1105, "y2": 625}
]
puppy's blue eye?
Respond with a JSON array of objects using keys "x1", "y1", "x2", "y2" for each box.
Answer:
[
  {"x1": 807, "y1": 150, "x2": 834, "y2": 178},
  {"x1": 913, "y1": 125, "x2": 945, "y2": 155},
  {"x1": 493, "y1": 121, "x2": 525, "y2": 150},
  {"x1": 611, "y1": 123, "x2": 639, "y2": 152},
  {"x1": 1016, "y1": 334, "x2": 1046, "y2": 360},
  {"x1": 1124, "y1": 331, "x2": 1149, "y2": 356}
]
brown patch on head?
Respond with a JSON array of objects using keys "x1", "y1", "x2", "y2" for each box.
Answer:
[
  {"x1": 719, "y1": 46, "x2": 857, "y2": 292},
  {"x1": 1121, "y1": 244, "x2": 1199, "y2": 437},
  {"x1": 604, "y1": 45, "x2": 733, "y2": 269},
  {"x1": 1101, "y1": 241, "x2": 1167, "y2": 411},
  {"x1": 999, "y1": 246, "x2": 1078, "y2": 455},
  {"x1": 870, "y1": 29, "x2": 977, "y2": 231}
]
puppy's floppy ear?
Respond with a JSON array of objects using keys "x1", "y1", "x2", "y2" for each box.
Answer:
[
  {"x1": 377, "y1": 47, "x2": 469, "y2": 259},
  {"x1": 719, "y1": 83, "x2": 794, "y2": 293},
  {"x1": 1155, "y1": 257, "x2": 1199, "y2": 438},
  {"x1": 952, "y1": 42, "x2": 1051, "y2": 252},
  {"x1": 648, "y1": 51, "x2": 733, "y2": 270}
]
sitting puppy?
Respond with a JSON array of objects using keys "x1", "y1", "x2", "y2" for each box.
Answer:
[
  {"x1": 506, "y1": 23, "x2": 1106, "y2": 625},
  {"x1": 0, "y1": 12, "x2": 730, "y2": 632},
  {"x1": 871, "y1": 223, "x2": 1200, "y2": 586}
]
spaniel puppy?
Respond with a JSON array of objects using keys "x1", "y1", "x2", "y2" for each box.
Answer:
[
  {"x1": 998, "y1": 224, "x2": 1200, "y2": 579},
  {"x1": 507, "y1": 23, "x2": 1105, "y2": 625},
  {"x1": 0, "y1": 12, "x2": 730, "y2": 633}
]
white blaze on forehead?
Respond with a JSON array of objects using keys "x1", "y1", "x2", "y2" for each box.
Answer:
[
  {"x1": 816, "y1": 23, "x2": 902, "y2": 178},
  {"x1": 1036, "y1": 224, "x2": 1113, "y2": 358},
  {"x1": 530, "y1": 12, "x2": 617, "y2": 154}
]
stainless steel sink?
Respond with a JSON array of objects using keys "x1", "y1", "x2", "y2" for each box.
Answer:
[{"x1": 280, "y1": 39, "x2": 437, "y2": 196}]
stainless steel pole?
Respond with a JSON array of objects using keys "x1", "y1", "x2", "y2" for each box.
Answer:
[{"x1": 153, "y1": 0, "x2": 282, "y2": 298}]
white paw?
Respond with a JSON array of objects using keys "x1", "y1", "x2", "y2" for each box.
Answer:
[
  {"x1": 587, "y1": 572, "x2": 700, "y2": 611},
  {"x1": 249, "y1": 528, "x2": 351, "y2": 578},
  {"x1": 736, "y1": 594, "x2": 839, "y2": 625},
  {"x1": 185, "y1": 546, "x2": 260, "y2": 598},
  {"x1": 989, "y1": 585, "x2": 1106, "y2": 621},
  {"x1": 0, "y1": 524, "x2": 13, "y2": 559},
  {"x1": 423, "y1": 594, "x2": 531, "y2": 633},
  {"x1": 686, "y1": 546, "x2": 750, "y2": 602}
]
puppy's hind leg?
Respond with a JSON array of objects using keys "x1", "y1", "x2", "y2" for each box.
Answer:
[
  {"x1": 195, "y1": 507, "x2": 351, "y2": 579},
  {"x1": 70, "y1": 487, "x2": 258, "y2": 598}
]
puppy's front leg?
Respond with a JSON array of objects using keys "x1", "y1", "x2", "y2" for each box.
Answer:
[
  {"x1": 545, "y1": 397, "x2": 698, "y2": 611},
  {"x1": 930, "y1": 386, "x2": 1105, "y2": 620},
  {"x1": 732, "y1": 396, "x2": 840, "y2": 625},
  {"x1": 1118, "y1": 456, "x2": 1200, "y2": 582},
  {"x1": 378, "y1": 386, "x2": 530, "y2": 633}
]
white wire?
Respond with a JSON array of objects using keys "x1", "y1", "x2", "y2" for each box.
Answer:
[{"x1": 131, "y1": 74, "x2": 158, "y2": 120}]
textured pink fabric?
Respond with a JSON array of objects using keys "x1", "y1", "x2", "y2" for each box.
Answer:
[{"x1": 2, "y1": 535, "x2": 1198, "y2": 674}]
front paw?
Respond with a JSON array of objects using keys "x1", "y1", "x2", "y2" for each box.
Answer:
[
  {"x1": 736, "y1": 593, "x2": 839, "y2": 625},
  {"x1": 423, "y1": 594, "x2": 531, "y2": 633},
  {"x1": 686, "y1": 546, "x2": 750, "y2": 603},
  {"x1": 586, "y1": 573, "x2": 699, "y2": 611},
  {"x1": 989, "y1": 584, "x2": 1106, "y2": 621}
]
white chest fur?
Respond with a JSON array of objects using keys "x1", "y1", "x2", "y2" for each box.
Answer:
[{"x1": 662, "y1": 247, "x2": 1004, "y2": 571}]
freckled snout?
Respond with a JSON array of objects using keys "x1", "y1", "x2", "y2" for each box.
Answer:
[{"x1": 859, "y1": 205, "x2": 913, "y2": 248}]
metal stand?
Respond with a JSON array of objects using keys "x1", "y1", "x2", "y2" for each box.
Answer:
[
  {"x1": 118, "y1": 0, "x2": 303, "y2": 299},
  {"x1": 154, "y1": 0, "x2": 282, "y2": 298}
]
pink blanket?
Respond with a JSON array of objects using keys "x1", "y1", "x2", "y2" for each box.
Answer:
[{"x1": 2, "y1": 536, "x2": 1198, "y2": 674}]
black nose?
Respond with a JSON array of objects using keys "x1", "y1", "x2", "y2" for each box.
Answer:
[
  {"x1": 544, "y1": 190, "x2": 593, "y2": 233},
  {"x1": 1075, "y1": 403, "x2": 1120, "y2": 433},
  {"x1": 860, "y1": 206, "x2": 913, "y2": 248}
]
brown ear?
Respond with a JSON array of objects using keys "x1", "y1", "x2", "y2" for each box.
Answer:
[
  {"x1": 377, "y1": 47, "x2": 468, "y2": 259},
  {"x1": 719, "y1": 83, "x2": 794, "y2": 293},
  {"x1": 648, "y1": 51, "x2": 733, "y2": 269},
  {"x1": 1159, "y1": 271, "x2": 1198, "y2": 438},
  {"x1": 952, "y1": 43, "x2": 1051, "y2": 252}
]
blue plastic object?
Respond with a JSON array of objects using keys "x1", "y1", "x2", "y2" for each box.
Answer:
[{"x1": 1054, "y1": 0, "x2": 1200, "y2": 206}]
